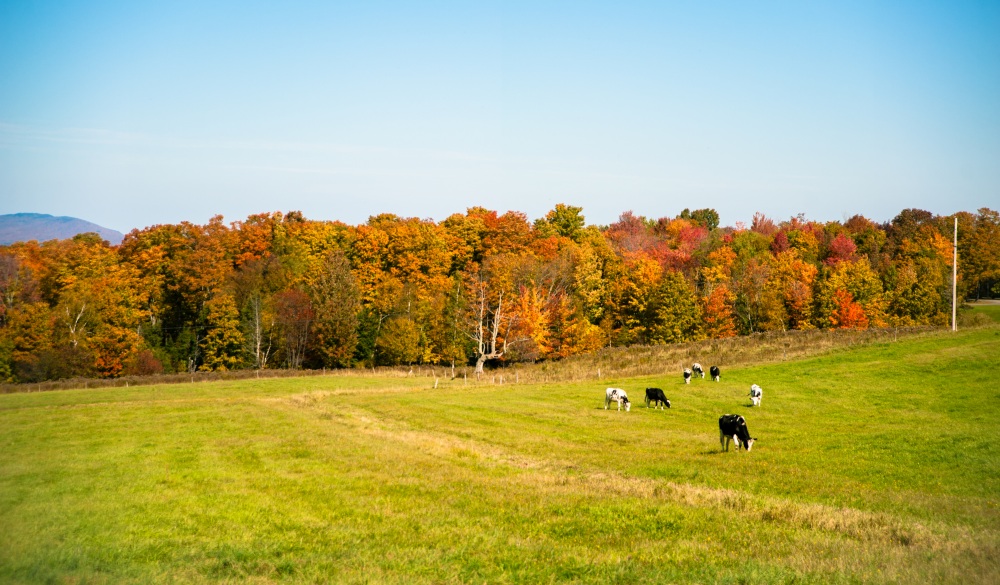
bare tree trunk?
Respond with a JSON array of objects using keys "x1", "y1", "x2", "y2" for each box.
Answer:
[
  {"x1": 474, "y1": 354, "x2": 488, "y2": 375},
  {"x1": 247, "y1": 294, "x2": 272, "y2": 369},
  {"x1": 464, "y1": 272, "x2": 528, "y2": 376},
  {"x1": 370, "y1": 310, "x2": 388, "y2": 368},
  {"x1": 470, "y1": 284, "x2": 507, "y2": 375},
  {"x1": 65, "y1": 303, "x2": 87, "y2": 347}
]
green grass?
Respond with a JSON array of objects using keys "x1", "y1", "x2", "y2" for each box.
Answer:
[
  {"x1": 968, "y1": 303, "x2": 1000, "y2": 323},
  {"x1": 1, "y1": 328, "x2": 999, "y2": 583}
]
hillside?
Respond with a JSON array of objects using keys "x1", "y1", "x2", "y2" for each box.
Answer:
[
  {"x1": 1, "y1": 326, "x2": 997, "y2": 583},
  {"x1": 0, "y1": 212, "x2": 124, "y2": 245}
]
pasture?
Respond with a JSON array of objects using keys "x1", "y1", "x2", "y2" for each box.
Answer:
[
  {"x1": 1, "y1": 327, "x2": 998, "y2": 584},
  {"x1": 969, "y1": 301, "x2": 1000, "y2": 323}
]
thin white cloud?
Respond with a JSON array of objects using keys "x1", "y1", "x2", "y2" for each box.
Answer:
[{"x1": 0, "y1": 121, "x2": 501, "y2": 164}]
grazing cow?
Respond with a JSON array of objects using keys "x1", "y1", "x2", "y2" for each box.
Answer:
[
  {"x1": 749, "y1": 384, "x2": 763, "y2": 407},
  {"x1": 718, "y1": 414, "x2": 756, "y2": 452},
  {"x1": 710, "y1": 365, "x2": 721, "y2": 382},
  {"x1": 605, "y1": 387, "x2": 631, "y2": 412},
  {"x1": 683, "y1": 368, "x2": 692, "y2": 384},
  {"x1": 645, "y1": 387, "x2": 671, "y2": 409},
  {"x1": 692, "y1": 363, "x2": 705, "y2": 378}
]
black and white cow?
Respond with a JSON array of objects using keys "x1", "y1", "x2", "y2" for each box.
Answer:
[
  {"x1": 719, "y1": 414, "x2": 756, "y2": 452},
  {"x1": 710, "y1": 365, "x2": 720, "y2": 382},
  {"x1": 645, "y1": 387, "x2": 671, "y2": 409},
  {"x1": 749, "y1": 384, "x2": 763, "y2": 407},
  {"x1": 605, "y1": 387, "x2": 631, "y2": 412},
  {"x1": 683, "y1": 368, "x2": 693, "y2": 384},
  {"x1": 692, "y1": 363, "x2": 705, "y2": 379}
]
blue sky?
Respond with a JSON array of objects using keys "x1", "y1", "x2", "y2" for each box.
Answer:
[{"x1": 1, "y1": 1, "x2": 998, "y2": 233}]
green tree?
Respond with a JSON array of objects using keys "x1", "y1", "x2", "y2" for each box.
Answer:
[
  {"x1": 960, "y1": 208, "x2": 1000, "y2": 299},
  {"x1": 375, "y1": 316, "x2": 421, "y2": 365},
  {"x1": 309, "y1": 250, "x2": 360, "y2": 368},
  {"x1": 535, "y1": 204, "x2": 586, "y2": 242},
  {"x1": 690, "y1": 208, "x2": 720, "y2": 230},
  {"x1": 648, "y1": 270, "x2": 703, "y2": 344},
  {"x1": 231, "y1": 256, "x2": 282, "y2": 370},
  {"x1": 418, "y1": 279, "x2": 472, "y2": 370},
  {"x1": 885, "y1": 258, "x2": 947, "y2": 326},
  {"x1": 731, "y1": 257, "x2": 771, "y2": 334},
  {"x1": 199, "y1": 292, "x2": 244, "y2": 371}
]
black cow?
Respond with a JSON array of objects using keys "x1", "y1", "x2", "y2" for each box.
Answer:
[
  {"x1": 645, "y1": 387, "x2": 671, "y2": 409},
  {"x1": 683, "y1": 368, "x2": 692, "y2": 384},
  {"x1": 710, "y1": 365, "x2": 720, "y2": 382},
  {"x1": 692, "y1": 363, "x2": 705, "y2": 378},
  {"x1": 718, "y1": 414, "x2": 756, "y2": 452}
]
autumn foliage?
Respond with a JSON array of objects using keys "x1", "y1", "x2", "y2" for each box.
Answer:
[{"x1": 0, "y1": 206, "x2": 995, "y2": 382}]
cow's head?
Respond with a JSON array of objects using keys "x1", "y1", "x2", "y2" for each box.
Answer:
[
  {"x1": 623, "y1": 397, "x2": 631, "y2": 412},
  {"x1": 665, "y1": 399, "x2": 671, "y2": 408},
  {"x1": 744, "y1": 437, "x2": 756, "y2": 451}
]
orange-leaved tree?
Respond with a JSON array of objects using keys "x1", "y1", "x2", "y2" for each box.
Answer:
[{"x1": 830, "y1": 289, "x2": 869, "y2": 329}]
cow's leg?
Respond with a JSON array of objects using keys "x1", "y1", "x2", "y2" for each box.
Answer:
[
  {"x1": 733, "y1": 434, "x2": 741, "y2": 450},
  {"x1": 720, "y1": 431, "x2": 727, "y2": 451}
]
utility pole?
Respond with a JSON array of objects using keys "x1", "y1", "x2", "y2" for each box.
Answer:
[{"x1": 952, "y1": 216, "x2": 958, "y2": 332}]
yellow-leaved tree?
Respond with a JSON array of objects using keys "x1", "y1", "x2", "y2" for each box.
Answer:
[{"x1": 816, "y1": 259, "x2": 887, "y2": 329}]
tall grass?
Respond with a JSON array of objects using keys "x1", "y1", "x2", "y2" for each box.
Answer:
[
  {"x1": 498, "y1": 325, "x2": 936, "y2": 385},
  {"x1": 1, "y1": 325, "x2": 939, "y2": 394}
]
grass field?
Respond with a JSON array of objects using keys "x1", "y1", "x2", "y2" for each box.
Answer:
[
  {"x1": 1, "y1": 327, "x2": 998, "y2": 584},
  {"x1": 968, "y1": 302, "x2": 1000, "y2": 323}
]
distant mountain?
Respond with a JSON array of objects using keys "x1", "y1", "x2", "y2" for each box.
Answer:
[{"x1": 0, "y1": 213, "x2": 125, "y2": 246}]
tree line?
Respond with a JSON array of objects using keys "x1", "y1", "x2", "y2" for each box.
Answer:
[{"x1": 0, "y1": 205, "x2": 997, "y2": 382}]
